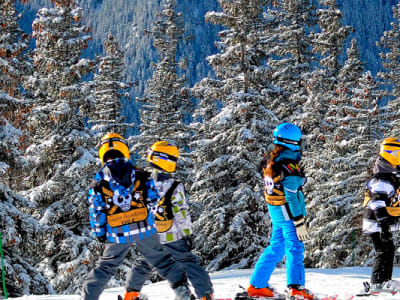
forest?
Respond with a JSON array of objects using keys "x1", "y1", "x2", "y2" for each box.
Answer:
[{"x1": 1, "y1": 0, "x2": 400, "y2": 297}]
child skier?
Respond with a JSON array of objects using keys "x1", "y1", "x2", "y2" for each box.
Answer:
[
  {"x1": 81, "y1": 133, "x2": 191, "y2": 300},
  {"x1": 126, "y1": 141, "x2": 214, "y2": 300},
  {"x1": 247, "y1": 123, "x2": 314, "y2": 300},
  {"x1": 362, "y1": 137, "x2": 400, "y2": 293}
]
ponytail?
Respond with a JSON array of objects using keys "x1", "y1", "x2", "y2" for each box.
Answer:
[{"x1": 263, "y1": 145, "x2": 286, "y2": 178}]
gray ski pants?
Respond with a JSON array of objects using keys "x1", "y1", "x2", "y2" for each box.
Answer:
[
  {"x1": 128, "y1": 239, "x2": 213, "y2": 298},
  {"x1": 81, "y1": 234, "x2": 185, "y2": 300}
]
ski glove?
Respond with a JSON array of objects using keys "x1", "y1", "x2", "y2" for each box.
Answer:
[
  {"x1": 96, "y1": 234, "x2": 107, "y2": 243},
  {"x1": 379, "y1": 219, "x2": 392, "y2": 243},
  {"x1": 293, "y1": 218, "x2": 310, "y2": 241},
  {"x1": 182, "y1": 235, "x2": 193, "y2": 250}
]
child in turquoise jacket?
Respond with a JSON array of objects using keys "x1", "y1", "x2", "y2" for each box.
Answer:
[{"x1": 248, "y1": 123, "x2": 314, "y2": 300}]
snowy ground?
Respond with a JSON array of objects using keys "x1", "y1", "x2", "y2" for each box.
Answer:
[{"x1": 7, "y1": 267, "x2": 400, "y2": 300}]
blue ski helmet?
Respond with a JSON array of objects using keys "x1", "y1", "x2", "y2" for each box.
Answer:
[{"x1": 273, "y1": 123, "x2": 302, "y2": 151}]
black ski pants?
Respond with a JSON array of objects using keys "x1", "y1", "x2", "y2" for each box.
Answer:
[{"x1": 370, "y1": 231, "x2": 395, "y2": 284}]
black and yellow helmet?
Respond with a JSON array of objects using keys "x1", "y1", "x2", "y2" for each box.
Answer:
[
  {"x1": 98, "y1": 133, "x2": 130, "y2": 164},
  {"x1": 380, "y1": 137, "x2": 400, "y2": 166},
  {"x1": 147, "y1": 141, "x2": 179, "y2": 173}
]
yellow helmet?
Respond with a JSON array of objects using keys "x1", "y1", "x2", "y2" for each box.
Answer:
[
  {"x1": 147, "y1": 141, "x2": 179, "y2": 173},
  {"x1": 98, "y1": 133, "x2": 130, "y2": 164},
  {"x1": 380, "y1": 137, "x2": 400, "y2": 166}
]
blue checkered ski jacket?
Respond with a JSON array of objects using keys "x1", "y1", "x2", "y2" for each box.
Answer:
[{"x1": 88, "y1": 158, "x2": 160, "y2": 243}]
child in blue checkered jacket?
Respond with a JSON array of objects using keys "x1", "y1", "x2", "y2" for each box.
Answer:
[{"x1": 81, "y1": 133, "x2": 191, "y2": 300}]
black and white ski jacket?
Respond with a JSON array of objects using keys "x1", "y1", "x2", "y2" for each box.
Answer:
[{"x1": 363, "y1": 157, "x2": 400, "y2": 234}]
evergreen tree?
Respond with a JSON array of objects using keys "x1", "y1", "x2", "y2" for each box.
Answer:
[
  {"x1": 0, "y1": 0, "x2": 32, "y2": 190},
  {"x1": 22, "y1": 0, "x2": 101, "y2": 293},
  {"x1": 299, "y1": 4, "x2": 362, "y2": 268},
  {"x1": 298, "y1": 68, "x2": 331, "y2": 209},
  {"x1": 377, "y1": 3, "x2": 400, "y2": 99},
  {"x1": 377, "y1": 3, "x2": 400, "y2": 137},
  {"x1": 312, "y1": 0, "x2": 352, "y2": 78},
  {"x1": 190, "y1": 0, "x2": 280, "y2": 271},
  {"x1": 132, "y1": 0, "x2": 192, "y2": 178},
  {"x1": 0, "y1": 181, "x2": 52, "y2": 297},
  {"x1": 307, "y1": 71, "x2": 382, "y2": 268},
  {"x1": 267, "y1": 0, "x2": 317, "y2": 121},
  {"x1": 337, "y1": 39, "x2": 365, "y2": 89},
  {"x1": 0, "y1": 0, "x2": 31, "y2": 98},
  {"x1": 0, "y1": 2, "x2": 48, "y2": 297},
  {"x1": 299, "y1": 0, "x2": 351, "y2": 139},
  {"x1": 89, "y1": 33, "x2": 132, "y2": 136}
]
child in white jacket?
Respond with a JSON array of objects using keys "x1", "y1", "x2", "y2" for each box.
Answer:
[{"x1": 126, "y1": 141, "x2": 214, "y2": 300}]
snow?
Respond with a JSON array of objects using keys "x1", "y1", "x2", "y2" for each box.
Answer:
[{"x1": 7, "y1": 267, "x2": 400, "y2": 300}]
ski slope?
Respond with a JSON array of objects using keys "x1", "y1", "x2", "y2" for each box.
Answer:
[{"x1": 7, "y1": 267, "x2": 400, "y2": 300}]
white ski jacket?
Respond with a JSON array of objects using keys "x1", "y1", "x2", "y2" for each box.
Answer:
[{"x1": 152, "y1": 171, "x2": 193, "y2": 244}]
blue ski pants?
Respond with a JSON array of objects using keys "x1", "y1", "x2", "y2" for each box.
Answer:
[
  {"x1": 250, "y1": 220, "x2": 305, "y2": 288},
  {"x1": 128, "y1": 238, "x2": 213, "y2": 298},
  {"x1": 81, "y1": 234, "x2": 185, "y2": 300}
]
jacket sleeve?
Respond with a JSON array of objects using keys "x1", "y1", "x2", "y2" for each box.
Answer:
[
  {"x1": 282, "y1": 175, "x2": 306, "y2": 219},
  {"x1": 366, "y1": 178, "x2": 394, "y2": 228},
  {"x1": 88, "y1": 183, "x2": 107, "y2": 238},
  {"x1": 171, "y1": 183, "x2": 192, "y2": 236}
]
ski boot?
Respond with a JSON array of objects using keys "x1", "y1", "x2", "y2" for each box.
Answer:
[
  {"x1": 287, "y1": 285, "x2": 314, "y2": 300},
  {"x1": 235, "y1": 284, "x2": 285, "y2": 299},
  {"x1": 247, "y1": 285, "x2": 275, "y2": 298},
  {"x1": 200, "y1": 291, "x2": 215, "y2": 300},
  {"x1": 174, "y1": 282, "x2": 196, "y2": 300},
  {"x1": 370, "y1": 280, "x2": 400, "y2": 294},
  {"x1": 118, "y1": 291, "x2": 148, "y2": 300}
]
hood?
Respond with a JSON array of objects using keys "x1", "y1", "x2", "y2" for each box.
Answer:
[
  {"x1": 151, "y1": 169, "x2": 172, "y2": 182},
  {"x1": 103, "y1": 158, "x2": 134, "y2": 187},
  {"x1": 373, "y1": 156, "x2": 399, "y2": 175}
]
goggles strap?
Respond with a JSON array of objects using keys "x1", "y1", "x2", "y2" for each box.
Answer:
[
  {"x1": 152, "y1": 151, "x2": 177, "y2": 162},
  {"x1": 276, "y1": 136, "x2": 301, "y2": 146}
]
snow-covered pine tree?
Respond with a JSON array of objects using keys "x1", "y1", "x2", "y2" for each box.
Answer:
[
  {"x1": 89, "y1": 32, "x2": 132, "y2": 136},
  {"x1": 0, "y1": 1, "x2": 50, "y2": 296},
  {"x1": 299, "y1": 2, "x2": 362, "y2": 268},
  {"x1": 297, "y1": 68, "x2": 332, "y2": 233},
  {"x1": 0, "y1": 181, "x2": 52, "y2": 297},
  {"x1": 299, "y1": 0, "x2": 352, "y2": 146},
  {"x1": 0, "y1": 0, "x2": 31, "y2": 98},
  {"x1": 267, "y1": 0, "x2": 317, "y2": 121},
  {"x1": 307, "y1": 67, "x2": 382, "y2": 268},
  {"x1": 132, "y1": 0, "x2": 193, "y2": 178},
  {"x1": 190, "y1": 0, "x2": 280, "y2": 271},
  {"x1": 377, "y1": 3, "x2": 400, "y2": 137},
  {"x1": 0, "y1": 0, "x2": 32, "y2": 190},
  {"x1": 337, "y1": 38, "x2": 365, "y2": 91},
  {"x1": 21, "y1": 0, "x2": 101, "y2": 293},
  {"x1": 312, "y1": 0, "x2": 352, "y2": 79},
  {"x1": 320, "y1": 38, "x2": 364, "y2": 145}
]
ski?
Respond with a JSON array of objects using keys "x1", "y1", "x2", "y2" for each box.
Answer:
[
  {"x1": 234, "y1": 293, "x2": 339, "y2": 300},
  {"x1": 353, "y1": 281, "x2": 398, "y2": 297},
  {"x1": 334, "y1": 281, "x2": 399, "y2": 300},
  {"x1": 353, "y1": 292, "x2": 397, "y2": 297},
  {"x1": 235, "y1": 291, "x2": 286, "y2": 300},
  {"x1": 117, "y1": 294, "x2": 150, "y2": 300}
]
